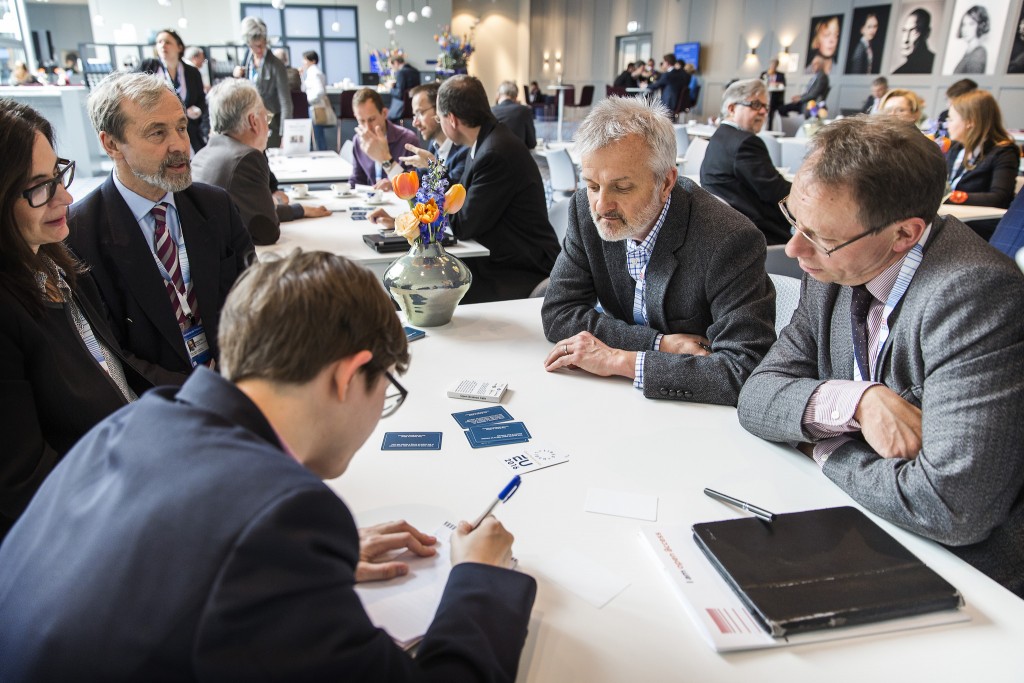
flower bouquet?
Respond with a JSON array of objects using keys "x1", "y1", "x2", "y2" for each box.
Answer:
[
  {"x1": 435, "y1": 24, "x2": 475, "y2": 76},
  {"x1": 382, "y1": 161, "x2": 472, "y2": 326}
]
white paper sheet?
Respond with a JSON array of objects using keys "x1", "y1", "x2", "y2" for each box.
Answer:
[
  {"x1": 584, "y1": 487, "x2": 658, "y2": 521},
  {"x1": 533, "y1": 547, "x2": 630, "y2": 608}
]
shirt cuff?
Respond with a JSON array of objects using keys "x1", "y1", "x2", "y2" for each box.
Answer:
[
  {"x1": 291, "y1": 204, "x2": 305, "y2": 219},
  {"x1": 812, "y1": 435, "x2": 853, "y2": 468},
  {"x1": 652, "y1": 333, "x2": 663, "y2": 351},
  {"x1": 633, "y1": 351, "x2": 645, "y2": 390},
  {"x1": 802, "y1": 379, "x2": 878, "y2": 438},
  {"x1": 385, "y1": 162, "x2": 403, "y2": 181}
]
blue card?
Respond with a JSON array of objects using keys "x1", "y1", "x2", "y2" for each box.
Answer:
[
  {"x1": 466, "y1": 422, "x2": 532, "y2": 448},
  {"x1": 451, "y1": 406, "x2": 514, "y2": 429},
  {"x1": 404, "y1": 326, "x2": 426, "y2": 342},
  {"x1": 381, "y1": 432, "x2": 443, "y2": 451}
]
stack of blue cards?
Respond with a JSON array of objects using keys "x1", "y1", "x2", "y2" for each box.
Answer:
[
  {"x1": 452, "y1": 407, "x2": 532, "y2": 449},
  {"x1": 381, "y1": 432, "x2": 443, "y2": 451}
]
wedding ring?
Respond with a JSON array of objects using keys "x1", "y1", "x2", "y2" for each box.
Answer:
[
  {"x1": 699, "y1": 342, "x2": 712, "y2": 352},
  {"x1": 563, "y1": 344, "x2": 569, "y2": 356}
]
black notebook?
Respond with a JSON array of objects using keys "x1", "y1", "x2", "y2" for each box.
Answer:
[
  {"x1": 362, "y1": 232, "x2": 457, "y2": 253},
  {"x1": 692, "y1": 506, "x2": 963, "y2": 637}
]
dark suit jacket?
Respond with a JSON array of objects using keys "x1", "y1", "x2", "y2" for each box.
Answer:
[
  {"x1": 351, "y1": 121, "x2": 420, "y2": 186},
  {"x1": 945, "y1": 141, "x2": 1018, "y2": 209},
  {"x1": 68, "y1": 177, "x2": 255, "y2": 374},
  {"x1": 430, "y1": 139, "x2": 469, "y2": 185},
  {"x1": 491, "y1": 100, "x2": 537, "y2": 149},
  {"x1": 738, "y1": 217, "x2": 1024, "y2": 596},
  {"x1": 701, "y1": 123, "x2": 792, "y2": 245},
  {"x1": 0, "y1": 368, "x2": 537, "y2": 680},
  {"x1": 0, "y1": 273, "x2": 184, "y2": 541},
  {"x1": 990, "y1": 187, "x2": 1024, "y2": 258},
  {"x1": 541, "y1": 178, "x2": 776, "y2": 405},
  {"x1": 139, "y1": 59, "x2": 208, "y2": 152},
  {"x1": 800, "y1": 72, "x2": 829, "y2": 105},
  {"x1": 647, "y1": 67, "x2": 691, "y2": 111},
  {"x1": 449, "y1": 120, "x2": 560, "y2": 303},
  {"x1": 192, "y1": 134, "x2": 298, "y2": 245},
  {"x1": 388, "y1": 64, "x2": 421, "y2": 121},
  {"x1": 893, "y1": 44, "x2": 935, "y2": 74},
  {"x1": 862, "y1": 94, "x2": 880, "y2": 114}
]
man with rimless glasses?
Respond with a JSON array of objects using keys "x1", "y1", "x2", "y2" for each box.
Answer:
[
  {"x1": 738, "y1": 116, "x2": 1024, "y2": 597},
  {"x1": 701, "y1": 79, "x2": 792, "y2": 245},
  {"x1": 0, "y1": 251, "x2": 536, "y2": 679}
]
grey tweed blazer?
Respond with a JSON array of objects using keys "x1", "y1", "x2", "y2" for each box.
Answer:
[
  {"x1": 737, "y1": 215, "x2": 1024, "y2": 596},
  {"x1": 542, "y1": 178, "x2": 776, "y2": 406}
]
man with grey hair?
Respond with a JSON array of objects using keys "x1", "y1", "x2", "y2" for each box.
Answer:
[
  {"x1": 69, "y1": 71, "x2": 254, "y2": 375},
  {"x1": 701, "y1": 78, "x2": 792, "y2": 245},
  {"x1": 737, "y1": 116, "x2": 1024, "y2": 597},
  {"x1": 239, "y1": 16, "x2": 291, "y2": 148},
  {"x1": 192, "y1": 79, "x2": 329, "y2": 245},
  {"x1": 542, "y1": 96, "x2": 775, "y2": 404},
  {"x1": 491, "y1": 80, "x2": 536, "y2": 149}
]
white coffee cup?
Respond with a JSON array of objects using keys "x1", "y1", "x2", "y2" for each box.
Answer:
[
  {"x1": 290, "y1": 184, "x2": 309, "y2": 198},
  {"x1": 536, "y1": 137, "x2": 545, "y2": 149},
  {"x1": 330, "y1": 183, "x2": 350, "y2": 197}
]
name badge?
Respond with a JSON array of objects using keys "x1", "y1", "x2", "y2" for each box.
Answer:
[{"x1": 183, "y1": 324, "x2": 213, "y2": 367}]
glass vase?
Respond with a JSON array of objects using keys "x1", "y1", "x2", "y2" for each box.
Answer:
[{"x1": 383, "y1": 240, "x2": 473, "y2": 327}]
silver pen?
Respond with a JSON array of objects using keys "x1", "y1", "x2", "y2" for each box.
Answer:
[{"x1": 704, "y1": 487, "x2": 776, "y2": 523}]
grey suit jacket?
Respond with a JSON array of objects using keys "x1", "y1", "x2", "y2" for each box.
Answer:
[
  {"x1": 737, "y1": 216, "x2": 1024, "y2": 596},
  {"x1": 246, "y1": 51, "x2": 292, "y2": 135},
  {"x1": 192, "y1": 134, "x2": 294, "y2": 245},
  {"x1": 542, "y1": 178, "x2": 776, "y2": 405}
]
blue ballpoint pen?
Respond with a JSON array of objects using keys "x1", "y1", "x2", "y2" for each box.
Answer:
[{"x1": 471, "y1": 475, "x2": 522, "y2": 528}]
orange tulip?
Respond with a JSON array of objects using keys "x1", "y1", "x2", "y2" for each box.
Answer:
[
  {"x1": 444, "y1": 184, "x2": 466, "y2": 214},
  {"x1": 393, "y1": 171, "x2": 419, "y2": 200},
  {"x1": 413, "y1": 198, "x2": 440, "y2": 224}
]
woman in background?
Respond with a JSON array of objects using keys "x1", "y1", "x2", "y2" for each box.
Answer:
[
  {"x1": 0, "y1": 100, "x2": 184, "y2": 540},
  {"x1": 301, "y1": 50, "x2": 336, "y2": 152},
  {"x1": 880, "y1": 88, "x2": 926, "y2": 127},
  {"x1": 808, "y1": 16, "x2": 841, "y2": 74},
  {"x1": 140, "y1": 29, "x2": 208, "y2": 152}
]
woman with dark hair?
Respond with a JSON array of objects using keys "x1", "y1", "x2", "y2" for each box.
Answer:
[
  {"x1": 953, "y1": 5, "x2": 990, "y2": 74},
  {"x1": 0, "y1": 100, "x2": 184, "y2": 540},
  {"x1": 139, "y1": 29, "x2": 208, "y2": 152}
]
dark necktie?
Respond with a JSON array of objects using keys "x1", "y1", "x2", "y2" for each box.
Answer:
[
  {"x1": 850, "y1": 285, "x2": 873, "y2": 380},
  {"x1": 152, "y1": 203, "x2": 200, "y2": 331}
]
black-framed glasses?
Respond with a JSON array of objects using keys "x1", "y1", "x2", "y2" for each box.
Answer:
[
  {"x1": 737, "y1": 100, "x2": 769, "y2": 113},
  {"x1": 381, "y1": 370, "x2": 408, "y2": 418},
  {"x1": 778, "y1": 195, "x2": 885, "y2": 257},
  {"x1": 21, "y1": 159, "x2": 75, "y2": 208}
]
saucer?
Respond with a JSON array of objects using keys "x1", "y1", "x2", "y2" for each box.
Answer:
[
  {"x1": 365, "y1": 197, "x2": 388, "y2": 205},
  {"x1": 333, "y1": 191, "x2": 356, "y2": 198}
]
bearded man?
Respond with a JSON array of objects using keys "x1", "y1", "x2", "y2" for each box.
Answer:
[
  {"x1": 541, "y1": 96, "x2": 776, "y2": 405},
  {"x1": 70, "y1": 71, "x2": 254, "y2": 374}
]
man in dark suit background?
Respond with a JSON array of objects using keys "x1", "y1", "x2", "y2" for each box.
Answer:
[
  {"x1": 438, "y1": 75, "x2": 560, "y2": 303},
  {"x1": 541, "y1": 96, "x2": 776, "y2": 405},
  {"x1": 646, "y1": 53, "x2": 691, "y2": 116},
  {"x1": 491, "y1": 80, "x2": 536, "y2": 149},
  {"x1": 737, "y1": 116, "x2": 1024, "y2": 596},
  {"x1": 779, "y1": 56, "x2": 830, "y2": 117},
  {"x1": 701, "y1": 79, "x2": 791, "y2": 245},
  {"x1": 192, "y1": 79, "x2": 330, "y2": 245},
  {"x1": 69, "y1": 71, "x2": 254, "y2": 375},
  {"x1": 862, "y1": 77, "x2": 888, "y2": 114},
  {"x1": 387, "y1": 54, "x2": 421, "y2": 122},
  {"x1": 0, "y1": 251, "x2": 537, "y2": 679}
]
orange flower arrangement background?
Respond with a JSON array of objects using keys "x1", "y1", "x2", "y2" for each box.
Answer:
[{"x1": 392, "y1": 164, "x2": 466, "y2": 245}]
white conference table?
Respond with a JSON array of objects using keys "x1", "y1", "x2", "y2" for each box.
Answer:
[
  {"x1": 267, "y1": 150, "x2": 353, "y2": 184},
  {"x1": 938, "y1": 204, "x2": 1007, "y2": 222},
  {"x1": 329, "y1": 297, "x2": 1024, "y2": 682},
  {"x1": 255, "y1": 189, "x2": 489, "y2": 279}
]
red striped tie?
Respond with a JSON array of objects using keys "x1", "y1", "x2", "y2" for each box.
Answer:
[{"x1": 151, "y1": 203, "x2": 200, "y2": 331}]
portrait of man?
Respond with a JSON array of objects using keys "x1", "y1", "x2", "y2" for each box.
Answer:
[
  {"x1": 845, "y1": 5, "x2": 892, "y2": 75},
  {"x1": 805, "y1": 14, "x2": 844, "y2": 75},
  {"x1": 891, "y1": 3, "x2": 940, "y2": 74},
  {"x1": 1008, "y1": 3, "x2": 1024, "y2": 73},
  {"x1": 942, "y1": 0, "x2": 1009, "y2": 76}
]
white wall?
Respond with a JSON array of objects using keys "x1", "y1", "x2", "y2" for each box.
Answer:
[{"x1": 452, "y1": 0, "x2": 531, "y2": 100}]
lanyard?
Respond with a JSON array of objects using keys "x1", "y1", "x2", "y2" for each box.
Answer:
[{"x1": 852, "y1": 241, "x2": 924, "y2": 381}]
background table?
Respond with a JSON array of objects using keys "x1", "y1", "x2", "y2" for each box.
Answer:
[
  {"x1": 255, "y1": 189, "x2": 488, "y2": 279},
  {"x1": 268, "y1": 150, "x2": 353, "y2": 184},
  {"x1": 546, "y1": 85, "x2": 573, "y2": 144},
  {"x1": 330, "y1": 297, "x2": 1024, "y2": 682}
]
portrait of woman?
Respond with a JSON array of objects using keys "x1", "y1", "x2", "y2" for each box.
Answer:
[
  {"x1": 806, "y1": 15, "x2": 843, "y2": 74},
  {"x1": 845, "y1": 5, "x2": 891, "y2": 75},
  {"x1": 942, "y1": 0, "x2": 1009, "y2": 76}
]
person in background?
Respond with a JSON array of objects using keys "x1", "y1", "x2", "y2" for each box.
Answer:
[
  {"x1": 0, "y1": 250, "x2": 537, "y2": 679},
  {"x1": 646, "y1": 54, "x2": 691, "y2": 117},
  {"x1": 933, "y1": 78, "x2": 977, "y2": 139},
  {"x1": 944, "y1": 89, "x2": 1018, "y2": 239},
  {"x1": 492, "y1": 80, "x2": 536, "y2": 149},
  {"x1": 387, "y1": 53, "x2": 420, "y2": 122},
  {"x1": 737, "y1": 115, "x2": 1024, "y2": 598},
  {"x1": 300, "y1": 50, "x2": 336, "y2": 152},
  {"x1": 350, "y1": 88, "x2": 419, "y2": 187},
  {"x1": 613, "y1": 62, "x2": 644, "y2": 89},
  {"x1": 808, "y1": 16, "x2": 841, "y2": 74},
  {"x1": 192, "y1": 79, "x2": 329, "y2": 246},
  {"x1": 184, "y1": 45, "x2": 210, "y2": 93},
  {"x1": 952, "y1": 5, "x2": 990, "y2": 74},
  {"x1": 702, "y1": 79, "x2": 792, "y2": 246},
  {"x1": 862, "y1": 77, "x2": 888, "y2": 114},
  {"x1": 778, "y1": 56, "x2": 829, "y2": 118},
  {"x1": 683, "y1": 63, "x2": 701, "y2": 112},
  {"x1": 0, "y1": 99, "x2": 183, "y2": 541},
  {"x1": 273, "y1": 48, "x2": 302, "y2": 93},
  {"x1": 140, "y1": 29, "x2": 207, "y2": 153},
  {"x1": 8, "y1": 61, "x2": 39, "y2": 86},
  {"x1": 239, "y1": 17, "x2": 291, "y2": 149},
  {"x1": 760, "y1": 58, "x2": 787, "y2": 130},
  {"x1": 69, "y1": 71, "x2": 254, "y2": 375},
  {"x1": 879, "y1": 88, "x2": 925, "y2": 127},
  {"x1": 542, "y1": 96, "x2": 776, "y2": 405},
  {"x1": 527, "y1": 80, "x2": 543, "y2": 105}
]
